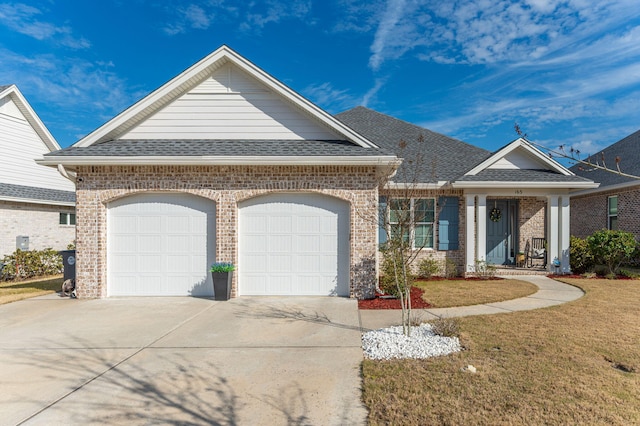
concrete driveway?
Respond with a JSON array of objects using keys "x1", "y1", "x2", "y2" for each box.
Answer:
[{"x1": 0, "y1": 295, "x2": 367, "y2": 425}]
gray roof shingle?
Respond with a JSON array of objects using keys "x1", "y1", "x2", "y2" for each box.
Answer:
[
  {"x1": 0, "y1": 182, "x2": 75, "y2": 204},
  {"x1": 45, "y1": 139, "x2": 395, "y2": 158},
  {"x1": 570, "y1": 129, "x2": 640, "y2": 187},
  {"x1": 0, "y1": 85, "x2": 10, "y2": 92},
  {"x1": 335, "y1": 106, "x2": 491, "y2": 183},
  {"x1": 456, "y1": 169, "x2": 594, "y2": 183}
]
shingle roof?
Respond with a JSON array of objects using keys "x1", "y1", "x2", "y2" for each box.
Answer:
[
  {"x1": 335, "y1": 106, "x2": 491, "y2": 182},
  {"x1": 0, "y1": 85, "x2": 10, "y2": 92},
  {"x1": 570, "y1": 129, "x2": 640, "y2": 187},
  {"x1": 456, "y1": 169, "x2": 593, "y2": 183},
  {"x1": 46, "y1": 139, "x2": 395, "y2": 158},
  {"x1": 0, "y1": 182, "x2": 75, "y2": 204}
]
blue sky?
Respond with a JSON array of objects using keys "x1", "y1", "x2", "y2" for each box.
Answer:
[{"x1": 1, "y1": 0, "x2": 640, "y2": 161}]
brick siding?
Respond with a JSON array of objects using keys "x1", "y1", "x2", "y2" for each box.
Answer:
[
  {"x1": 571, "y1": 186, "x2": 640, "y2": 238},
  {"x1": 74, "y1": 165, "x2": 379, "y2": 299},
  {"x1": 0, "y1": 201, "x2": 75, "y2": 257}
]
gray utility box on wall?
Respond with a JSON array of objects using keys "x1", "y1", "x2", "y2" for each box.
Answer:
[
  {"x1": 60, "y1": 250, "x2": 76, "y2": 281},
  {"x1": 16, "y1": 236, "x2": 29, "y2": 251}
]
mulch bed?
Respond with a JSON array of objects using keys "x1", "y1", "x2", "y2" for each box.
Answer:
[{"x1": 358, "y1": 286, "x2": 432, "y2": 310}]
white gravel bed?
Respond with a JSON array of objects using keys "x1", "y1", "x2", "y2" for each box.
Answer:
[{"x1": 362, "y1": 323, "x2": 462, "y2": 360}]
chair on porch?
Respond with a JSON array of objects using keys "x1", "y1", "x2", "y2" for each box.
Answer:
[{"x1": 526, "y1": 237, "x2": 547, "y2": 268}]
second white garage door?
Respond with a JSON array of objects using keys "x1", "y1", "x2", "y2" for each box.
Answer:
[
  {"x1": 239, "y1": 193, "x2": 350, "y2": 296},
  {"x1": 107, "y1": 193, "x2": 216, "y2": 297}
]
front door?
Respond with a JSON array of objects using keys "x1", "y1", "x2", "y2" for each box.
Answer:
[{"x1": 486, "y1": 200, "x2": 509, "y2": 265}]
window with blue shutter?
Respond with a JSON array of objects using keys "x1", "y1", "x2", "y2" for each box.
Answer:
[
  {"x1": 379, "y1": 196, "x2": 387, "y2": 245},
  {"x1": 438, "y1": 196, "x2": 459, "y2": 250}
]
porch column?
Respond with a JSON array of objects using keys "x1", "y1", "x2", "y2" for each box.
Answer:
[
  {"x1": 477, "y1": 195, "x2": 487, "y2": 263},
  {"x1": 547, "y1": 195, "x2": 559, "y2": 272},
  {"x1": 560, "y1": 196, "x2": 571, "y2": 273},
  {"x1": 465, "y1": 194, "x2": 476, "y2": 272}
]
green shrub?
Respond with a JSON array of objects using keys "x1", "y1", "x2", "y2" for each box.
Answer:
[
  {"x1": 431, "y1": 317, "x2": 460, "y2": 338},
  {"x1": 444, "y1": 258, "x2": 459, "y2": 279},
  {"x1": 570, "y1": 235, "x2": 594, "y2": 274},
  {"x1": 587, "y1": 230, "x2": 637, "y2": 276},
  {"x1": 418, "y1": 256, "x2": 441, "y2": 279},
  {"x1": 1, "y1": 248, "x2": 63, "y2": 280},
  {"x1": 474, "y1": 260, "x2": 496, "y2": 279},
  {"x1": 379, "y1": 247, "x2": 414, "y2": 296}
]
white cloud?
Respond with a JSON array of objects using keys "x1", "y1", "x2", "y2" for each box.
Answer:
[
  {"x1": 303, "y1": 82, "x2": 358, "y2": 113},
  {"x1": 369, "y1": 0, "x2": 409, "y2": 70},
  {"x1": 163, "y1": 3, "x2": 213, "y2": 35},
  {"x1": 361, "y1": 78, "x2": 385, "y2": 107},
  {"x1": 0, "y1": 3, "x2": 90, "y2": 49},
  {"x1": 0, "y1": 48, "x2": 139, "y2": 141}
]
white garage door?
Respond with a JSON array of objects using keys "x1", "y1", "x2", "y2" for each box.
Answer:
[
  {"x1": 239, "y1": 193, "x2": 349, "y2": 296},
  {"x1": 107, "y1": 193, "x2": 216, "y2": 296}
]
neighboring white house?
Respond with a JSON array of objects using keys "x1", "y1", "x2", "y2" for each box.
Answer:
[{"x1": 0, "y1": 85, "x2": 76, "y2": 257}]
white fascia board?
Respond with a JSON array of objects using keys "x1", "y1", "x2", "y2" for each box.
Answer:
[
  {"x1": 37, "y1": 155, "x2": 401, "y2": 167},
  {"x1": 384, "y1": 181, "x2": 449, "y2": 190},
  {"x1": 465, "y1": 138, "x2": 572, "y2": 176},
  {"x1": 0, "y1": 85, "x2": 62, "y2": 152},
  {"x1": 570, "y1": 180, "x2": 636, "y2": 197},
  {"x1": 74, "y1": 46, "x2": 378, "y2": 150},
  {"x1": 0, "y1": 195, "x2": 75, "y2": 207},
  {"x1": 451, "y1": 181, "x2": 600, "y2": 189}
]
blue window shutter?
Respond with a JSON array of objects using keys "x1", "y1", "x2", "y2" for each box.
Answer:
[
  {"x1": 379, "y1": 196, "x2": 388, "y2": 245},
  {"x1": 438, "y1": 196, "x2": 459, "y2": 250}
]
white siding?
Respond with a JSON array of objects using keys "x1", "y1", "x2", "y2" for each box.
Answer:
[
  {"x1": 0, "y1": 97, "x2": 75, "y2": 192},
  {"x1": 488, "y1": 150, "x2": 548, "y2": 170},
  {"x1": 122, "y1": 64, "x2": 339, "y2": 140}
]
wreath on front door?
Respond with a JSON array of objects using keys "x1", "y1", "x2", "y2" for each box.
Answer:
[{"x1": 490, "y1": 207, "x2": 502, "y2": 222}]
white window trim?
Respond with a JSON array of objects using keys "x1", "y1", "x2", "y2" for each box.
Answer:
[
  {"x1": 388, "y1": 197, "x2": 435, "y2": 250},
  {"x1": 608, "y1": 195, "x2": 618, "y2": 230},
  {"x1": 59, "y1": 212, "x2": 76, "y2": 226}
]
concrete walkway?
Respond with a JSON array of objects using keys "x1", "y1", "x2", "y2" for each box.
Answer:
[{"x1": 358, "y1": 275, "x2": 584, "y2": 330}]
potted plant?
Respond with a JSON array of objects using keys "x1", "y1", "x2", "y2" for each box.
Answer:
[
  {"x1": 516, "y1": 251, "x2": 525, "y2": 267},
  {"x1": 210, "y1": 262, "x2": 235, "y2": 301}
]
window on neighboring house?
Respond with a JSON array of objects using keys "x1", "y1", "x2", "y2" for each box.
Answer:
[
  {"x1": 60, "y1": 213, "x2": 76, "y2": 226},
  {"x1": 608, "y1": 196, "x2": 618, "y2": 230},
  {"x1": 386, "y1": 198, "x2": 435, "y2": 249}
]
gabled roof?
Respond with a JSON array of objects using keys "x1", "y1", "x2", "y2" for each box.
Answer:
[
  {"x1": 73, "y1": 45, "x2": 378, "y2": 150},
  {"x1": 0, "y1": 85, "x2": 76, "y2": 203},
  {"x1": 336, "y1": 106, "x2": 490, "y2": 183},
  {"x1": 336, "y1": 107, "x2": 597, "y2": 190},
  {"x1": 570, "y1": 128, "x2": 640, "y2": 191},
  {"x1": 0, "y1": 85, "x2": 62, "y2": 152},
  {"x1": 465, "y1": 138, "x2": 572, "y2": 176},
  {"x1": 455, "y1": 137, "x2": 596, "y2": 189}
]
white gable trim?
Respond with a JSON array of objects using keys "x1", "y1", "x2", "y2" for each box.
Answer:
[
  {"x1": 0, "y1": 85, "x2": 62, "y2": 152},
  {"x1": 74, "y1": 46, "x2": 379, "y2": 149},
  {"x1": 465, "y1": 138, "x2": 573, "y2": 176}
]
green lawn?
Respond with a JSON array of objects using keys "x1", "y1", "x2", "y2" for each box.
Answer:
[
  {"x1": 362, "y1": 278, "x2": 640, "y2": 425},
  {"x1": 0, "y1": 275, "x2": 63, "y2": 305}
]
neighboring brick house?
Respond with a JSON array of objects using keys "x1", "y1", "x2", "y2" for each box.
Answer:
[
  {"x1": 39, "y1": 46, "x2": 596, "y2": 299},
  {"x1": 0, "y1": 85, "x2": 75, "y2": 257},
  {"x1": 570, "y1": 129, "x2": 640, "y2": 238}
]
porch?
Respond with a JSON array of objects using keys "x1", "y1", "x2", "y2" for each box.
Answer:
[{"x1": 464, "y1": 194, "x2": 571, "y2": 274}]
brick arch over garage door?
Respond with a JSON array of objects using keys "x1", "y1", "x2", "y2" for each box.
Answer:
[
  {"x1": 107, "y1": 192, "x2": 216, "y2": 296},
  {"x1": 238, "y1": 193, "x2": 350, "y2": 296}
]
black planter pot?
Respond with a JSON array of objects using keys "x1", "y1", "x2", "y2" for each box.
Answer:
[{"x1": 212, "y1": 272, "x2": 232, "y2": 301}]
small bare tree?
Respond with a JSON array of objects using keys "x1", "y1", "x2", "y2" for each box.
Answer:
[{"x1": 376, "y1": 137, "x2": 445, "y2": 336}]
